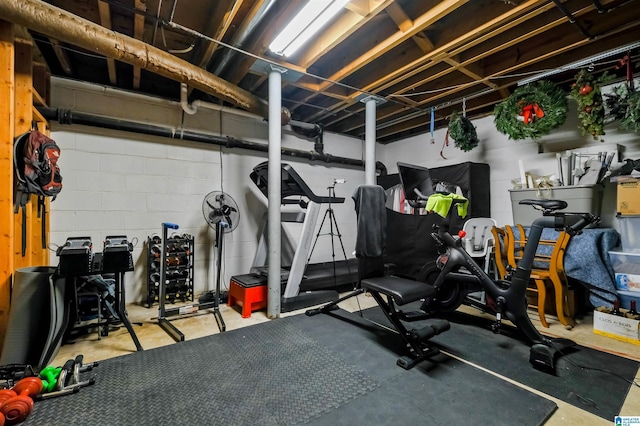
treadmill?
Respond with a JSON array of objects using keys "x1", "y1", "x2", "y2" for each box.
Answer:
[{"x1": 248, "y1": 161, "x2": 357, "y2": 312}]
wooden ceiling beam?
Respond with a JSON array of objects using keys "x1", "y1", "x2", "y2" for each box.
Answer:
[
  {"x1": 193, "y1": 0, "x2": 243, "y2": 70},
  {"x1": 97, "y1": 0, "x2": 117, "y2": 86},
  {"x1": 318, "y1": 0, "x2": 468, "y2": 85},
  {"x1": 49, "y1": 38, "x2": 72, "y2": 76},
  {"x1": 388, "y1": 1, "x2": 613, "y2": 100},
  {"x1": 0, "y1": 0, "x2": 268, "y2": 117},
  {"x1": 385, "y1": 2, "x2": 413, "y2": 33},
  {"x1": 295, "y1": 0, "x2": 394, "y2": 69},
  {"x1": 345, "y1": 0, "x2": 378, "y2": 16},
  {"x1": 288, "y1": 0, "x2": 467, "y2": 115},
  {"x1": 336, "y1": 15, "x2": 640, "y2": 137},
  {"x1": 388, "y1": 2, "x2": 497, "y2": 98},
  {"x1": 132, "y1": 0, "x2": 146, "y2": 90},
  {"x1": 304, "y1": 0, "x2": 556, "y2": 123},
  {"x1": 370, "y1": 0, "x2": 552, "y2": 95}
]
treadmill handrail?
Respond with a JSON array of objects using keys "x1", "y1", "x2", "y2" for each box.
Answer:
[{"x1": 250, "y1": 161, "x2": 345, "y2": 204}]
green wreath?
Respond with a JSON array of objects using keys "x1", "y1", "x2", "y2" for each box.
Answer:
[
  {"x1": 605, "y1": 84, "x2": 640, "y2": 133},
  {"x1": 494, "y1": 80, "x2": 568, "y2": 140},
  {"x1": 569, "y1": 69, "x2": 611, "y2": 141},
  {"x1": 448, "y1": 111, "x2": 479, "y2": 152}
]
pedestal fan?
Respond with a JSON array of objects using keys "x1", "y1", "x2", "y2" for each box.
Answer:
[{"x1": 202, "y1": 191, "x2": 239, "y2": 332}]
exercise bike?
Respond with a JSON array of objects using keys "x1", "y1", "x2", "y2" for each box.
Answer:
[{"x1": 414, "y1": 190, "x2": 599, "y2": 371}]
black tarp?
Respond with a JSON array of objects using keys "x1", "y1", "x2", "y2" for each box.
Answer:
[{"x1": 378, "y1": 162, "x2": 490, "y2": 279}]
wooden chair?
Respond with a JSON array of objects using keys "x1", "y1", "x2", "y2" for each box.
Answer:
[
  {"x1": 504, "y1": 225, "x2": 574, "y2": 328},
  {"x1": 490, "y1": 226, "x2": 510, "y2": 281}
]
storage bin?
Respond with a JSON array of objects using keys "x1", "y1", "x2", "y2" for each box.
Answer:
[
  {"x1": 509, "y1": 184, "x2": 603, "y2": 226},
  {"x1": 617, "y1": 215, "x2": 640, "y2": 252},
  {"x1": 609, "y1": 251, "x2": 640, "y2": 292}
]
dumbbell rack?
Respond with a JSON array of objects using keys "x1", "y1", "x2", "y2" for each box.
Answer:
[
  {"x1": 146, "y1": 234, "x2": 194, "y2": 308},
  {"x1": 155, "y1": 222, "x2": 225, "y2": 342}
]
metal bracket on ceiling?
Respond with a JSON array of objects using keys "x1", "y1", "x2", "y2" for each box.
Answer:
[{"x1": 356, "y1": 94, "x2": 387, "y2": 105}]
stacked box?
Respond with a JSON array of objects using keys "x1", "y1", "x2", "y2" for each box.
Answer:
[
  {"x1": 593, "y1": 310, "x2": 640, "y2": 345},
  {"x1": 615, "y1": 176, "x2": 640, "y2": 216}
]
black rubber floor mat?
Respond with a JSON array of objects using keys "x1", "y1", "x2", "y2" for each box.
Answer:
[
  {"x1": 24, "y1": 318, "x2": 379, "y2": 426},
  {"x1": 25, "y1": 311, "x2": 558, "y2": 426},
  {"x1": 360, "y1": 304, "x2": 639, "y2": 421},
  {"x1": 295, "y1": 310, "x2": 557, "y2": 426}
]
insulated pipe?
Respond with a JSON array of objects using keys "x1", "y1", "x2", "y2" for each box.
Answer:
[
  {"x1": 365, "y1": 99, "x2": 377, "y2": 185},
  {"x1": 289, "y1": 120, "x2": 321, "y2": 133},
  {"x1": 267, "y1": 68, "x2": 284, "y2": 318},
  {"x1": 0, "y1": 0, "x2": 268, "y2": 117},
  {"x1": 37, "y1": 107, "x2": 365, "y2": 167},
  {"x1": 180, "y1": 83, "x2": 198, "y2": 115}
]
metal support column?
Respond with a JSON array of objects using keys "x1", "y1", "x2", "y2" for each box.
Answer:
[
  {"x1": 364, "y1": 98, "x2": 376, "y2": 185},
  {"x1": 267, "y1": 66, "x2": 286, "y2": 318}
]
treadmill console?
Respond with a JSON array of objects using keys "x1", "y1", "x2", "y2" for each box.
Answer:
[{"x1": 250, "y1": 162, "x2": 344, "y2": 205}]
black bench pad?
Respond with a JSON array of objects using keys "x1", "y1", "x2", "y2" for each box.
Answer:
[{"x1": 361, "y1": 275, "x2": 435, "y2": 306}]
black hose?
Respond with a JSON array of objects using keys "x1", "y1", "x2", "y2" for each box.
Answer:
[
  {"x1": 38, "y1": 107, "x2": 365, "y2": 167},
  {"x1": 551, "y1": 0, "x2": 594, "y2": 40}
]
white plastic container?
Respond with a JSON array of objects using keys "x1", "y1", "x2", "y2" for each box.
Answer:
[
  {"x1": 609, "y1": 251, "x2": 640, "y2": 292},
  {"x1": 617, "y1": 215, "x2": 640, "y2": 252},
  {"x1": 509, "y1": 184, "x2": 603, "y2": 226}
]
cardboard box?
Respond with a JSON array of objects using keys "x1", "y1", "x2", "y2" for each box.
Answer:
[
  {"x1": 616, "y1": 177, "x2": 640, "y2": 216},
  {"x1": 593, "y1": 310, "x2": 640, "y2": 345}
]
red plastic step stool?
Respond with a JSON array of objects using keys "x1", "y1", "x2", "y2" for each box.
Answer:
[{"x1": 227, "y1": 274, "x2": 268, "y2": 318}]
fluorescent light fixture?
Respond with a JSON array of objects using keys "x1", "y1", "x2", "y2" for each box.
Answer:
[{"x1": 269, "y1": 0, "x2": 349, "y2": 57}]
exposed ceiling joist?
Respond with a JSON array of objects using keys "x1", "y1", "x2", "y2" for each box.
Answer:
[
  {"x1": 97, "y1": 0, "x2": 117, "y2": 86},
  {"x1": 132, "y1": 0, "x2": 146, "y2": 89},
  {"x1": 8, "y1": 0, "x2": 639, "y2": 143}
]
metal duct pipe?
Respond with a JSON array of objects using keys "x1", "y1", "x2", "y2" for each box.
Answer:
[
  {"x1": 37, "y1": 107, "x2": 365, "y2": 167},
  {"x1": 211, "y1": 0, "x2": 278, "y2": 77},
  {"x1": 180, "y1": 83, "x2": 324, "y2": 150},
  {"x1": 290, "y1": 120, "x2": 322, "y2": 134},
  {"x1": 0, "y1": 0, "x2": 268, "y2": 117}
]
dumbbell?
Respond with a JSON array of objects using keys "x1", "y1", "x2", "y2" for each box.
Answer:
[{"x1": 0, "y1": 377, "x2": 43, "y2": 425}]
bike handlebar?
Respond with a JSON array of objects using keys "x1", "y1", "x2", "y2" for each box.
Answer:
[{"x1": 414, "y1": 188, "x2": 430, "y2": 200}]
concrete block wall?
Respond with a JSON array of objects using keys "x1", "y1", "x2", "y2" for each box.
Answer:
[
  {"x1": 49, "y1": 78, "x2": 366, "y2": 304},
  {"x1": 50, "y1": 77, "x2": 640, "y2": 305},
  {"x1": 379, "y1": 100, "x2": 640, "y2": 229}
]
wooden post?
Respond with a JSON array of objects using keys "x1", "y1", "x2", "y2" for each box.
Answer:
[
  {"x1": 0, "y1": 19, "x2": 15, "y2": 350},
  {"x1": 14, "y1": 40, "x2": 34, "y2": 269}
]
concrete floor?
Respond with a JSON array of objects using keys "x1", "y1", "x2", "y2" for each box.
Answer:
[{"x1": 54, "y1": 292, "x2": 640, "y2": 426}]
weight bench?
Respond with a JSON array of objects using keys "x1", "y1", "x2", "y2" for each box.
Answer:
[{"x1": 354, "y1": 185, "x2": 450, "y2": 370}]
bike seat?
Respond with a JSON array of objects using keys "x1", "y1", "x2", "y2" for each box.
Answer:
[{"x1": 518, "y1": 199, "x2": 567, "y2": 211}]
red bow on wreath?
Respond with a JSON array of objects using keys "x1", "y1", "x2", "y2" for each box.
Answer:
[
  {"x1": 616, "y1": 54, "x2": 634, "y2": 91},
  {"x1": 520, "y1": 103, "x2": 545, "y2": 124}
]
